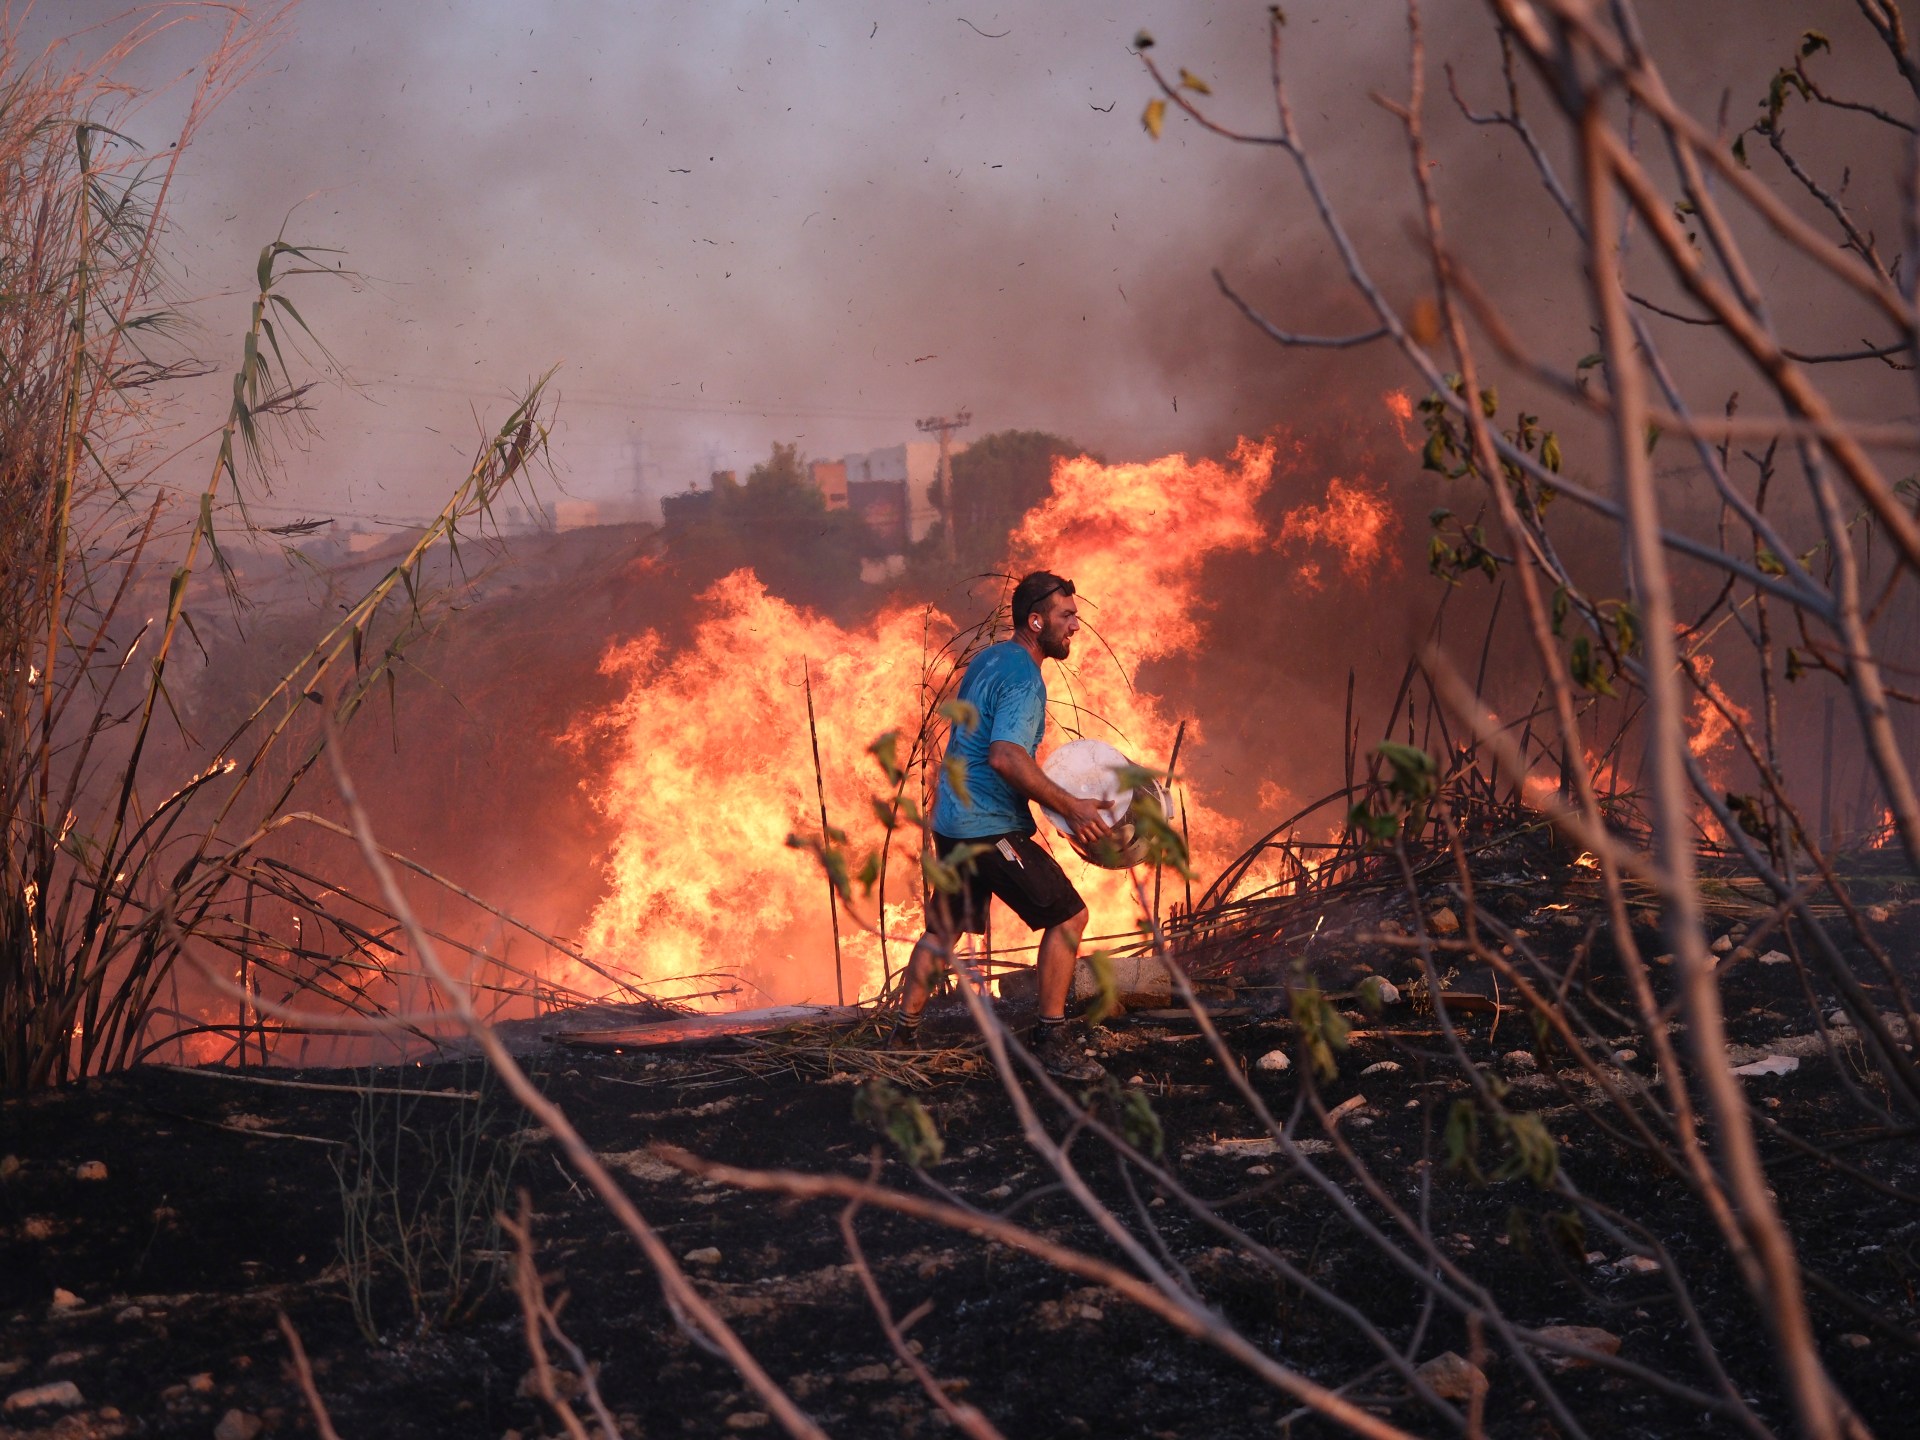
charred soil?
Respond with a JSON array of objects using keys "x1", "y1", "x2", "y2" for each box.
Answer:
[{"x1": 5, "y1": 876, "x2": 1920, "y2": 1438}]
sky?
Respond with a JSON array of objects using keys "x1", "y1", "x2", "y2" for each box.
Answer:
[{"x1": 30, "y1": 0, "x2": 1918, "y2": 529}]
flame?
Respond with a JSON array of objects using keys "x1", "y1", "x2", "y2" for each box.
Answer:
[
  {"x1": 1573, "y1": 851, "x2": 1599, "y2": 870},
  {"x1": 1685, "y1": 652, "x2": 1752, "y2": 788},
  {"x1": 577, "y1": 436, "x2": 1386, "y2": 1009},
  {"x1": 1275, "y1": 476, "x2": 1397, "y2": 592},
  {"x1": 1383, "y1": 389, "x2": 1416, "y2": 449}
]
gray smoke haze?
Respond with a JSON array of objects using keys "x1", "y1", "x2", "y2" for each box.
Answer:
[{"x1": 30, "y1": 0, "x2": 1912, "y2": 536}]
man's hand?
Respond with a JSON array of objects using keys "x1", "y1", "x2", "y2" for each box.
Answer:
[{"x1": 1059, "y1": 794, "x2": 1114, "y2": 849}]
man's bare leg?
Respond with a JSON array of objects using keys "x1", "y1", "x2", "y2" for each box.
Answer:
[
  {"x1": 1034, "y1": 906, "x2": 1089, "y2": 1021},
  {"x1": 900, "y1": 933, "x2": 946, "y2": 1021}
]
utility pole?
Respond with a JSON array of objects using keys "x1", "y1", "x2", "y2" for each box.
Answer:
[{"x1": 916, "y1": 408, "x2": 971, "y2": 565}]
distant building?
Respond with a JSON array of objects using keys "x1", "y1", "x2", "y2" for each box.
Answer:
[
  {"x1": 847, "y1": 479, "x2": 908, "y2": 550},
  {"x1": 808, "y1": 458, "x2": 849, "y2": 511},
  {"x1": 841, "y1": 440, "x2": 960, "y2": 545}
]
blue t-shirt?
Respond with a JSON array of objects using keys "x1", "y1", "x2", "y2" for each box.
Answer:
[{"x1": 930, "y1": 640, "x2": 1047, "y2": 838}]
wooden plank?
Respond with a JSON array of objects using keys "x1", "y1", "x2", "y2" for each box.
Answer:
[{"x1": 553, "y1": 1004, "x2": 862, "y2": 1051}]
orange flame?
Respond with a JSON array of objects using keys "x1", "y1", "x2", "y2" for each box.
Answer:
[
  {"x1": 1276, "y1": 476, "x2": 1397, "y2": 592},
  {"x1": 1383, "y1": 389, "x2": 1416, "y2": 449},
  {"x1": 1685, "y1": 653, "x2": 1752, "y2": 786},
  {"x1": 576, "y1": 436, "x2": 1382, "y2": 1009}
]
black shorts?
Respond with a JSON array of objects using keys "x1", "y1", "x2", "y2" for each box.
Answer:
[{"x1": 926, "y1": 830, "x2": 1086, "y2": 936}]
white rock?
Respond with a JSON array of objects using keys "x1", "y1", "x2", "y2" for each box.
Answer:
[
  {"x1": 1733, "y1": 1054, "x2": 1799, "y2": 1078},
  {"x1": 983, "y1": 1185, "x2": 1012, "y2": 1201},
  {"x1": 4, "y1": 1381, "x2": 84, "y2": 1413},
  {"x1": 1864, "y1": 904, "x2": 1892, "y2": 924},
  {"x1": 1618, "y1": 1254, "x2": 1662, "y2": 1274},
  {"x1": 1710, "y1": 934, "x2": 1733, "y2": 953},
  {"x1": 1758, "y1": 949, "x2": 1791, "y2": 966},
  {"x1": 1503, "y1": 1049, "x2": 1538, "y2": 1071},
  {"x1": 48, "y1": 1288, "x2": 82, "y2": 1313},
  {"x1": 682, "y1": 1247, "x2": 722, "y2": 1266},
  {"x1": 1254, "y1": 1049, "x2": 1292, "y2": 1073},
  {"x1": 1427, "y1": 907, "x2": 1461, "y2": 936},
  {"x1": 73, "y1": 1161, "x2": 107, "y2": 1182},
  {"x1": 1840, "y1": 1332, "x2": 1871, "y2": 1348},
  {"x1": 214, "y1": 1410, "x2": 264, "y2": 1440},
  {"x1": 1611, "y1": 1049, "x2": 1638, "y2": 1065},
  {"x1": 1245, "y1": 1164, "x2": 1273, "y2": 1177},
  {"x1": 1363, "y1": 977, "x2": 1403, "y2": 1007},
  {"x1": 1361, "y1": 1061, "x2": 1403, "y2": 1076}
]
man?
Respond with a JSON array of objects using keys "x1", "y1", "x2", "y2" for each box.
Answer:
[{"x1": 894, "y1": 570, "x2": 1113, "y2": 1080}]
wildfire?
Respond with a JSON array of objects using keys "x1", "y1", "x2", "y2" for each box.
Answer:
[
  {"x1": 1275, "y1": 476, "x2": 1397, "y2": 591},
  {"x1": 1383, "y1": 389, "x2": 1416, "y2": 449},
  {"x1": 1685, "y1": 652, "x2": 1752, "y2": 787},
  {"x1": 575, "y1": 435, "x2": 1395, "y2": 1010}
]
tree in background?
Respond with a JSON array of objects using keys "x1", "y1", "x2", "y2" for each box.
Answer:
[
  {"x1": 669, "y1": 441, "x2": 876, "y2": 615},
  {"x1": 940, "y1": 429, "x2": 1088, "y2": 574}
]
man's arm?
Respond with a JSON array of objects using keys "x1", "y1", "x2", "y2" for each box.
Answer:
[{"x1": 988, "y1": 741, "x2": 1113, "y2": 848}]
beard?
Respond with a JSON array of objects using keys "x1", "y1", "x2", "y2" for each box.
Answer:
[{"x1": 1040, "y1": 628, "x2": 1072, "y2": 661}]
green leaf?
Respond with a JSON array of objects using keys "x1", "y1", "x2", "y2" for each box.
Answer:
[
  {"x1": 867, "y1": 730, "x2": 904, "y2": 783},
  {"x1": 1731, "y1": 132, "x2": 1749, "y2": 168},
  {"x1": 1479, "y1": 386, "x2": 1498, "y2": 418},
  {"x1": 1422, "y1": 429, "x2": 1449, "y2": 473},
  {"x1": 1142, "y1": 97, "x2": 1166, "y2": 139},
  {"x1": 1083, "y1": 949, "x2": 1121, "y2": 1026},
  {"x1": 1755, "y1": 547, "x2": 1786, "y2": 576},
  {"x1": 1575, "y1": 352, "x2": 1604, "y2": 371},
  {"x1": 1551, "y1": 585, "x2": 1570, "y2": 637},
  {"x1": 943, "y1": 754, "x2": 973, "y2": 810},
  {"x1": 1444, "y1": 1099, "x2": 1483, "y2": 1183},
  {"x1": 1540, "y1": 432, "x2": 1562, "y2": 474},
  {"x1": 871, "y1": 796, "x2": 898, "y2": 830},
  {"x1": 1493, "y1": 1112, "x2": 1559, "y2": 1186},
  {"x1": 1785, "y1": 647, "x2": 1805, "y2": 682},
  {"x1": 938, "y1": 697, "x2": 981, "y2": 733},
  {"x1": 1375, "y1": 742, "x2": 1438, "y2": 805},
  {"x1": 1357, "y1": 975, "x2": 1391, "y2": 1017},
  {"x1": 1290, "y1": 980, "x2": 1350, "y2": 1081},
  {"x1": 853, "y1": 1081, "x2": 944, "y2": 1167},
  {"x1": 1612, "y1": 600, "x2": 1641, "y2": 656},
  {"x1": 1118, "y1": 1083, "x2": 1165, "y2": 1158},
  {"x1": 1178, "y1": 68, "x2": 1212, "y2": 95}
]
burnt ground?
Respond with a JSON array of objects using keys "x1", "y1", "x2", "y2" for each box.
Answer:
[{"x1": 5, "y1": 878, "x2": 1920, "y2": 1439}]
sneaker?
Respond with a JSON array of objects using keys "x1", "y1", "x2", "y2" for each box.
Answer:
[{"x1": 1030, "y1": 1023, "x2": 1106, "y2": 1082}]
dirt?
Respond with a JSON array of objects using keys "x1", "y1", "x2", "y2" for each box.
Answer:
[{"x1": 5, "y1": 887, "x2": 1920, "y2": 1438}]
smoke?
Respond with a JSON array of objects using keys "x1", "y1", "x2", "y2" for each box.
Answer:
[
  {"x1": 29, "y1": 2, "x2": 1908, "y2": 518},
  {"x1": 29, "y1": 1, "x2": 1920, "y2": 1021}
]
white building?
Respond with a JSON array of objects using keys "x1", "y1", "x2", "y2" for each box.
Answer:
[{"x1": 840, "y1": 439, "x2": 966, "y2": 546}]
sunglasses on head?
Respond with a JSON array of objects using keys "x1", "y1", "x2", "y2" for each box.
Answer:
[{"x1": 1030, "y1": 577, "x2": 1075, "y2": 608}]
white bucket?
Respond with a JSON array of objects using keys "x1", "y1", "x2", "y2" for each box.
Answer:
[{"x1": 1039, "y1": 738, "x2": 1174, "y2": 869}]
